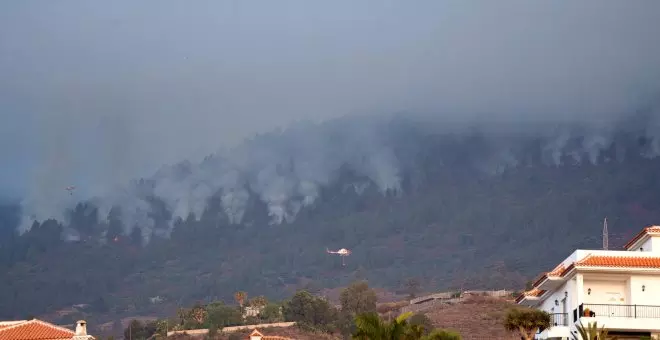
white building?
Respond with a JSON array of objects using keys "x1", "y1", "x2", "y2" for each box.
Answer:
[{"x1": 517, "y1": 226, "x2": 660, "y2": 340}]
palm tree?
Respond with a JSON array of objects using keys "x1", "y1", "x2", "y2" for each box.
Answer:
[
  {"x1": 353, "y1": 311, "x2": 462, "y2": 340},
  {"x1": 421, "y1": 329, "x2": 462, "y2": 340},
  {"x1": 234, "y1": 291, "x2": 247, "y2": 308},
  {"x1": 572, "y1": 321, "x2": 618, "y2": 340},
  {"x1": 503, "y1": 308, "x2": 551, "y2": 340},
  {"x1": 354, "y1": 311, "x2": 414, "y2": 339},
  {"x1": 404, "y1": 323, "x2": 426, "y2": 340}
]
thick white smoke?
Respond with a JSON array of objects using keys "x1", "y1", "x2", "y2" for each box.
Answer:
[
  {"x1": 18, "y1": 115, "x2": 406, "y2": 239},
  {"x1": 5, "y1": 1, "x2": 660, "y2": 242},
  {"x1": 17, "y1": 107, "x2": 660, "y2": 242}
]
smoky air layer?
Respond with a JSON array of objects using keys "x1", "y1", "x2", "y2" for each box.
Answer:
[
  {"x1": 1, "y1": 1, "x2": 660, "y2": 239},
  {"x1": 15, "y1": 109, "x2": 660, "y2": 242}
]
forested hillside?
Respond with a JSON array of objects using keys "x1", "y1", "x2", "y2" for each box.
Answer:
[{"x1": 2, "y1": 115, "x2": 660, "y2": 326}]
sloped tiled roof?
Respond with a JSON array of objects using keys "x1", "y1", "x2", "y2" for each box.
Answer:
[
  {"x1": 0, "y1": 320, "x2": 74, "y2": 340},
  {"x1": 519, "y1": 226, "x2": 660, "y2": 306},
  {"x1": 0, "y1": 323, "x2": 27, "y2": 332},
  {"x1": 514, "y1": 288, "x2": 546, "y2": 303},
  {"x1": 576, "y1": 255, "x2": 660, "y2": 268},
  {"x1": 532, "y1": 263, "x2": 569, "y2": 286},
  {"x1": 548, "y1": 263, "x2": 567, "y2": 277},
  {"x1": 624, "y1": 225, "x2": 660, "y2": 249},
  {"x1": 532, "y1": 272, "x2": 548, "y2": 287},
  {"x1": 246, "y1": 328, "x2": 292, "y2": 340}
]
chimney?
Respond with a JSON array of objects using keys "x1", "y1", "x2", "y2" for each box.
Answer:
[{"x1": 75, "y1": 321, "x2": 87, "y2": 336}]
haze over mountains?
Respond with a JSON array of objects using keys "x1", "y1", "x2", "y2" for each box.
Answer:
[
  {"x1": 2, "y1": 0, "x2": 660, "y2": 325},
  {"x1": 6, "y1": 112, "x2": 660, "y2": 322},
  {"x1": 8, "y1": 108, "x2": 660, "y2": 243},
  {"x1": 2, "y1": 1, "x2": 660, "y2": 236}
]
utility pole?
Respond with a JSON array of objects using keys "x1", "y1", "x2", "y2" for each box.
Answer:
[{"x1": 603, "y1": 217, "x2": 609, "y2": 250}]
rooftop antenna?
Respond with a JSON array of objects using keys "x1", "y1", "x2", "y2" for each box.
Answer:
[{"x1": 603, "y1": 217, "x2": 609, "y2": 250}]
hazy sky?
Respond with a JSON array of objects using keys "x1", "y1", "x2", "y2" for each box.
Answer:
[{"x1": 2, "y1": 1, "x2": 660, "y2": 199}]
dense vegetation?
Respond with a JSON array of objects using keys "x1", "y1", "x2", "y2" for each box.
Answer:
[
  {"x1": 122, "y1": 281, "x2": 464, "y2": 340},
  {"x1": 2, "y1": 122, "x2": 660, "y2": 327}
]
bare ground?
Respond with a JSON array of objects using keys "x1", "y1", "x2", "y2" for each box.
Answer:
[{"x1": 423, "y1": 296, "x2": 520, "y2": 340}]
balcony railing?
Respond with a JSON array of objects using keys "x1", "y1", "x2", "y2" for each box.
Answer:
[
  {"x1": 550, "y1": 313, "x2": 568, "y2": 326},
  {"x1": 577, "y1": 303, "x2": 660, "y2": 319}
]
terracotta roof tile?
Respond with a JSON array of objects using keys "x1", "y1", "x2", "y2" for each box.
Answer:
[
  {"x1": 532, "y1": 273, "x2": 548, "y2": 287},
  {"x1": 0, "y1": 320, "x2": 74, "y2": 340},
  {"x1": 245, "y1": 329, "x2": 292, "y2": 340},
  {"x1": 0, "y1": 323, "x2": 27, "y2": 332},
  {"x1": 576, "y1": 255, "x2": 660, "y2": 268},
  {"x1": 525, "y1": 288, "x2": 545, "y2": 297},
  {"x1": 514, "y1": 288, "x2": 546, "y2": 303},
  {"x1": 560, "y1": 263, "x2": 575, "y2": 277},
  {"x1": 548, "y1": 264, "x2": 566, "y2": 277},
  {"x1": 532, "y1": 263, "x2": 569, "y2": 287}
]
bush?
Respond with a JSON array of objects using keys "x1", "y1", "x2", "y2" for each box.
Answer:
[
  {"x1": 409, "y1": 313, "x2": 434, "y2": 335},
  {"x1": 282, "y1": 290, "x2": 339, "y2": 332},
  {"x1": 423, "y1": 329, "x2": 462, "y2": 340}
]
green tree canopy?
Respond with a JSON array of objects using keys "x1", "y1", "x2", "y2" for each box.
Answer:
[
  {"x1": 503, "y1": 308, "x2": 550, "y2": 340},
  {"x1": 282, "y1": 290, "x2": 338, "y2": 331},
  {"x1": 260, "y1": 303, "x2": 283, "y2": 323},
  {"x1": 123, "y1": 320, "x2": 157, "y2": 340},
  {"x1": 205, "y1": 302, "x2": 242, "y2": 328},
  {"x1": 340, "y1": 280, "x2": 377, "y2": 315},
  {"x1": 249, "y1": 295, "x2": 268, "y2": 308}
]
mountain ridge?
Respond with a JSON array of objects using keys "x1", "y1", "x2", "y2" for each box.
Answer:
[{"x1": 2, "y1": 113, "x2": 660, "y2": 325}]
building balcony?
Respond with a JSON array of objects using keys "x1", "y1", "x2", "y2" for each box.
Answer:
[
  {"x1": 579, "y1": 303, "x2": 660, "y2": 318},
  {"x1": 536, "y1": 313, "x2": 570, "y2": 339},
  {"x1": 573, "y1": 303, "x2": 660, "y2": 332},
  {"x1": 550, "y1": 313, "x2": 568, "y2": 326}
]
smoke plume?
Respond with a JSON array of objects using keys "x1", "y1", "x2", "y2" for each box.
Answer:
[{"x1": 1, "y1": 1, "x2": 660, "y2": 239}]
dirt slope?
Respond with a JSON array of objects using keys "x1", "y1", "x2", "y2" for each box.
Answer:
[{"x1": 424, "y1": 296, "x2": 520, "y2": 340}]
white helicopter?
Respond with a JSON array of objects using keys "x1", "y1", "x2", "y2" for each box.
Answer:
[
  {"x1": 326, "y1": 247, "x2": 352, "y2": 266},
  {"x1": 65, "y1": 186, "x2": 76, "y2": 195}
]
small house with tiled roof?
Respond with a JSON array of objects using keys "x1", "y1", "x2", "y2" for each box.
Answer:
[
  {"x1": 246, "y1": 329, "x2": 292, "y2": 340},
  {"x1": 517, "y1": 225, "x2": 660, "y2": 339},
  {"x1": 0, "y1": 319, "x2": 94, "y2": 340}
]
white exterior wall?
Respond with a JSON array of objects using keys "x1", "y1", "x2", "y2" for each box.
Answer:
[
  {"x1": 642, "y1": 238, "x2": 653, "y2": 251},
  {"x1": 566, "y1": 277, "x2": 578, "y2": 315},
  {"x1": 538, "y1": 282, "x2": 570, "y2": 314},
  {"x1": 629, "y1": 275, "x2": 660, "y2": 305},
  {"x1": 536, "y1": 279, "x2": 578, "y2": 339},
  {"x1": 531, "y1": 240, "x2": 660, "y2": 338},
  {"x1": 582, "y1": 276, "x2": 628, "y2": 305},
  {"x1": 626, "y1": 234, "x2": 660, "y2": 252}
]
